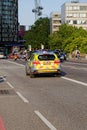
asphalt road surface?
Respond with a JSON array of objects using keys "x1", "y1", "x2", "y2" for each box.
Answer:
[{"x1": 0, "y1": 59, "x2": 87, "y2": 130}]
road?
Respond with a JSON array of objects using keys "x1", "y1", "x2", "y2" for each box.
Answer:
[{"x1": 0, "y1": 59, "x2": 87, "y2": 130}]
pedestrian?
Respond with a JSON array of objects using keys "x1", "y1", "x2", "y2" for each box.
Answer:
[{"x1": 76, "y1": 51, "x2": 80, "y2": 59}]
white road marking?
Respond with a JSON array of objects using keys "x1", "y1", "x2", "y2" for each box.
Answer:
[
  {"x1": 0, "y1": 77, "x2": 14, "y2": 89},
  {"x1": 6, "y1": 81, "x2": 14, "y2": 89},
  {"x1": 35, "y1": 111, "x2": 57, "y2": 130},
  {"x1": 16, "y1": 92, "x2": 29, "y2": 103},
  {"x1": 62, "y1": 77, "x2": 87, "y2": 86},
  {"x1": 5, "y1": 60, "x2": 25, "y2": 67},
  {"x1": 5, "y1": 80, "x2": 29, "y2": 103}
]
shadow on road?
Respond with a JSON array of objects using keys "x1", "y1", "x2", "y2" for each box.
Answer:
[
  {"x1": 61, "y1": 71, "x2": 67, "y2": 76},
  {"x1": 27, "y1": 71, "x2": 67, "y2": 78}
]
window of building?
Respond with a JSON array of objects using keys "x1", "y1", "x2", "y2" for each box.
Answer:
[
  {"x1": 53, "y1": 20, "x2": 58, "y2": 24},
  {"x1": 73, "y1": 6, "x2": 79, "y2": 10},
  {"x1": 80, "y1": 6, "x2": 87, "y2": 10},
  {"x1": 66, "y1": 13, "x2": 73, "y2": 17},
  {"x1": 67, "y1": 13, "x2": 80, "y2": 18},
  {"x1": 73, "y1": 20, "x2": 77, "y2": 24},
  {"x1": 53, "y1": 14, "x2": 58, "y2": 18},
  {"x1": 77, "y1": 20, "x2": 81, "y2": 24},
  {"x1": 66, "y1": 20, "x2": 73, "y2": 24},
  {"x1": 53, "y1": 25, "x2": 58, "y2": 29},
  {"x1": 54, "y1": 14, "x2": 58, "y2": 17},
  {"x1": 73, "y1": 13, "x2": 79, "y2": 17},
  {"x1": 81, "y1": 20, "x2": 86, "y2": 24},
  {"x1": 80, "y1": 13, "x2": 86, "y2": 18},
  {"x1": 66, "y1": 6, "x2": 73, "y2": 10}
]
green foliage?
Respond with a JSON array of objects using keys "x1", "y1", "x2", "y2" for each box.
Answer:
[
  {"x1": 48, "y1": 32, "x2": 62, "y2": 50},
  {"x1": 48, "y1": 24, "x2": 87, "y2": 53},
  {"x1": 24, "y1": 21, "x2": 87, "y2": 53},
  {"x1": 23, "y1": 17, "x2": 50, "y2": 49}
]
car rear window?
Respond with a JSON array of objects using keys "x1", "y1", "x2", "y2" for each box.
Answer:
[
  {"x1": 0, "y1": 52, "x2": 4, "y2": 55},
  {"x1": 38, "y1": 54, "x2": 55, "y2": 61}
]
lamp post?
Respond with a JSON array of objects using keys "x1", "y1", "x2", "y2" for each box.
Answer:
[{"x1": 32, "y1": 0, "x2": 43, "y2": 21}]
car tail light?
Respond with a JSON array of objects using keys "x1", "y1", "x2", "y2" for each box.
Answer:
[
  {"x1": 33, "y1": 61, "x2": 40, "y2": 65},
  {"x1": 54, "y1": 60, "x2": 60, "y2": 64}
]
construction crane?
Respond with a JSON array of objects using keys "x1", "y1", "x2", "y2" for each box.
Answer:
[{"x1": 32, "y1": 0, "x2": 43, "y2": 21}]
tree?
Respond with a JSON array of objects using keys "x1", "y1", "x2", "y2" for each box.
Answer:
[
  {"x1": 48, "y1": 32, "x2": 62, "y2": 50},
  {"x1": 23, "y1": 17, "x2": 50, "y2": 49},
  {"x1": 48, "y1": 24, "x2": 87, "y2": 53}
]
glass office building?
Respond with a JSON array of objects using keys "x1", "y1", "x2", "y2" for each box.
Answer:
[{"x1": 0, "y1": 0, "x2": 18, "y2": 44}]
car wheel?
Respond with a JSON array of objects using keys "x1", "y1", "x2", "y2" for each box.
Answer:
[
  {"x1": 57, "y1": 74, "x2": 61, "y2": 77},
  {"x1": 55, "y1": 71, "x2": 61, "y2": 77}
]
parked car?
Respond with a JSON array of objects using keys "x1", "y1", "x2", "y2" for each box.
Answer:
[
  {"x1": 8, "y1": 53, "x2": 14, "y2": 59},
  {"x1": 25, "y1": 50, "x2": 61, "y2": 78},
  {"x1": 0, "y1": 52, "x2": 6, "y2": 59},
  {"x1": 54, "y1": 50, "x2": 67, "y2": 62},
  {"x1": 8, "y1": 52, "x2": 20, "y2": 59}
]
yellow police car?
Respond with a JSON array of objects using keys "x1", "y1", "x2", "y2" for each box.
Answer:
[{"x1": 25, "y1": 50, "x2": 61, "y2": 78}]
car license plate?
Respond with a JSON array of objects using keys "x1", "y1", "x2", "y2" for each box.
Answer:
[{"x1": 43, "y1": 61, "x2": 51, "y2": 65}]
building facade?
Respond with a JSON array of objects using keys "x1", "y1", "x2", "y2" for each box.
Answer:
[
  {"x1": 61, "y1": 1, "x2": 87, "y2": 30},
  {"x1": 50, "y1": 12, "x2": 61, "y2": 33},
  {"x1": 0, "y1": 0, "x2": 18, "y2": 45}
]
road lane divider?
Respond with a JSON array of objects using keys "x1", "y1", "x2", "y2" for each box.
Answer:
[
  {"x1": 5, "y1": 60, "x2": 25, "y2": 67},
  {"x1": 7, "y1": 82, "x2": 29, "y2": 103},
  {"x1": 4, "y1": 80, "x2": 29, "y2": 103},
  {"x1": 6, "y1": 81, "x2": 14, "y2": 89},
  {"x1": 62, "y1": 77, "x2": 87, "y2": 86},
  {"x1": 16, "y1": 92, "x2": 29, "y2": 103},
  {"x1": 35, "y1": 110, "x2": 57, "y2": 130}
]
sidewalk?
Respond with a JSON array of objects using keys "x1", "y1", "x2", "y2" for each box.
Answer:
[
  {"x1": 67, "y1": 57, "x2": 87, "y2": 63},
  {"x1": 66, "y1": 53, "x2": 87, "y2": 63}
]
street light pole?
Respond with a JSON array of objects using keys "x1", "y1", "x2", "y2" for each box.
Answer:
[{"x1": 32, "y1": 0, "x2": 43, "y2": 21}]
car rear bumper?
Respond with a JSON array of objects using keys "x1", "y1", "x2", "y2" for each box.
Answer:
[{"x1": 32, "y1": 69, "x2": 61, "y2": 75}]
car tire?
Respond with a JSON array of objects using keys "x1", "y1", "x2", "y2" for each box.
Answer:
[
  {"x1": 57, "y1": 74, "x2": 61, "y2": 77},
  {"x1": 56, "y1": 71, "x2": 61, "y2": 77}
]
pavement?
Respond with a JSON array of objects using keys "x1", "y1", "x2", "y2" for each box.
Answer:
[{"x1": 66, "y1": 57, "x2": 87, "y2": 63}]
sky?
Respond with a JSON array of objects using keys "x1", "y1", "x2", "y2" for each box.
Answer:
[{"x1": 18, "y1": 0, "x2": 87, "y2": 27}]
